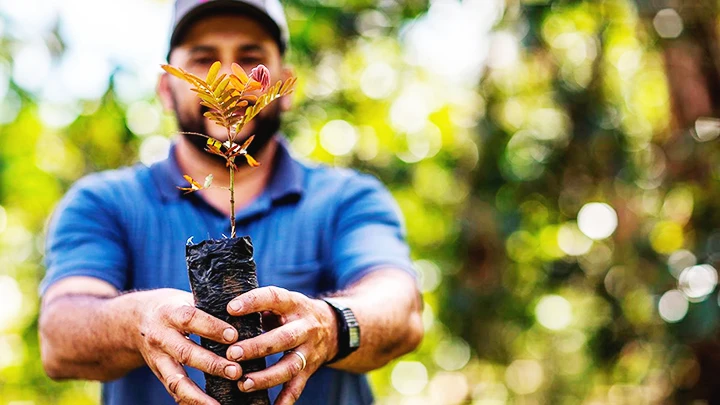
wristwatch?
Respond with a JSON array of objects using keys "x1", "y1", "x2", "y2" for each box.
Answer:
[{"x1": 322, "y1": 297, "x2": 360, "y2": 364}]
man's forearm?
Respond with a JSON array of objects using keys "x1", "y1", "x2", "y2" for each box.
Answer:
[
  {"x1": 42, "y1": 283, "x2": 244, "y2": 403},
  {"x1": 219, "y1": 270, "x2": 423, "y2": 402},
  {"x1": 39, "y1": 292, "x2": 145, "y2": 381},
  {"x1": 326, "y1": 269, "x2": 424, "y2": 374}
]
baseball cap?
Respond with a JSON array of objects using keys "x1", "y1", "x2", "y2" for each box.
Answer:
[{"x1": 169, "y1": 0, "x2": 289, "y2": 56}]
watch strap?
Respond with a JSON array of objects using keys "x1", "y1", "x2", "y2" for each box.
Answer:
[{"x1": 322, "y1": 298, "x2": 360, "y2": 364}]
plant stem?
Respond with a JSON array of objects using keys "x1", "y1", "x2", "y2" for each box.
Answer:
[
  {"x1": 230, "y1": 165, "x2": 235, "y2": 238},
  {"x1": 228, "y1": 126, "x2": 236, "y2": 239}
]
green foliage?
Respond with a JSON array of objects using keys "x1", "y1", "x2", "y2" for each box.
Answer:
[{"x1": 162, "y1": 60, "x2": 296, "y2": 237}]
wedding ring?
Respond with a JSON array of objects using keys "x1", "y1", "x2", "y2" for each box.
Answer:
[{"x1": 286, "y1": 350, "x2": 307, "y2": 371}]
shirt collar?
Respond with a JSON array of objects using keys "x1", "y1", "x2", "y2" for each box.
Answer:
[{"x1": 150, "y1": 135, "x2": 304, "y2": 204}]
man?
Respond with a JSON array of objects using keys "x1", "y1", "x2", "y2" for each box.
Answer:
[{"x1": 37, "y1": 0, "x2": 424, "y2": 404}]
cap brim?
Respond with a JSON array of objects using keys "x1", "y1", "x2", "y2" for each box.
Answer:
[{"x1": 169, "y1": 0, "x2": 284, "y2": 54}]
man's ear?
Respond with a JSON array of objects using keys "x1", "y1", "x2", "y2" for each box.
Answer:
[
  {"x1": 157, "y1": 73, "x2": 175, "y2": 111},
  {"x1": 279, "y1": 66, "x2": 295, "y2": 111}
]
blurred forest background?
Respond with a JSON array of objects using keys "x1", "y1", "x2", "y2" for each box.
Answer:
[{"x1": 3, "y1": 0, "x2": 720, "y2": 403}]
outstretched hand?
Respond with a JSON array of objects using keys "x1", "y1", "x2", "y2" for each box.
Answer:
[
  {"x1": 226, "y1": 286, "x2": 338, "y2": 405},
  {"x1": 133, "y1": 289, "x2": 242, "y2": 404}
]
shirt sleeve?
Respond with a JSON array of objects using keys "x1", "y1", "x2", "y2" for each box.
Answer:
[
  {"x1": 331, "y1": 173, "x2": 417, "y2": 290},
  {"x1": 39, "y1": 174, "x2": 129, "y2": 296}
]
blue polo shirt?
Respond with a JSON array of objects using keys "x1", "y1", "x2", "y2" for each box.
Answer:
[{"x1": 40, "y1": 137, "x2": 415, "y2": 405}]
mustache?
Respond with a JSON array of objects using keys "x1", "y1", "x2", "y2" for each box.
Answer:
[
  {"x1": 199, "y1": 102, "x2": 256, "y2": 132},
  {"x1": 173, "y1": 84, "x2": 281, "y2": 161},
  {"x1": 200, "y1": 103, "x2": 210, "y2": 118}
]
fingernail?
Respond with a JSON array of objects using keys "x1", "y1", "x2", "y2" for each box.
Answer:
[
  {"x1": 229, "y1": 346, "x2": 244, "y2": 360},
  {"x1": 242, "y1": 378, "x2": 254, "y2": 391},
  {"x1": 223, "y1": 328, "x2": 236, "y2": 342},
  {"x1": 225, "y1": 365, "x2": 239, "y2": 379},
  {"x1": 229, "y1": 300, "x2": 242, "y2": 312}
]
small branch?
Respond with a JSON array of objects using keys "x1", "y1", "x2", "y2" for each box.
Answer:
[
  {"x1": 177, "y1": 131, "x2": 211, "y2": 139},
  {"x1": 227, "y1": 127, "x2": 236, "y2": 238},
  {"x1": 229, "y1": 162, "x2": 236, "y2": 239}
]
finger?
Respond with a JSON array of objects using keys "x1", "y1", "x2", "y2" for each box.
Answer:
[
  {"x1": 145, "y1": 355, "x2": 177, "y2": 402},
  {"x1": 275, "y1": 376, "x2": 309, "y2": 405},
  {"x1": 227, "y1": 320, "x2": 307, "y2": 361},
  {"x1": 228, "y1": 286, "x2": 296, "y2": 316},
  {"x1": 168, "y1": 305, "x2": 238, "y2": 344},
  {"x1": 160, "y1": 331, "x2": 242, "y2": 380},
  {"x1": 155, "y1": 354, "x2": 220, "y2": 405},
  {"x1": 238, "y1": 350, "x2": 307, "y2": 392}
]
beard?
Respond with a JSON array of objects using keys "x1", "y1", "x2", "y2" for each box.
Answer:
[{"x1": 172, "y1": 91, "x2": 282, "y2": 166}]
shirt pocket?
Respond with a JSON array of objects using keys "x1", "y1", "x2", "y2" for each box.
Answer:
[{"x1": 262, "y1": 261, "x2": 323, "y2": 297}]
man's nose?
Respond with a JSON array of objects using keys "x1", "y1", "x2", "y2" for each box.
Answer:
[{"x1": 218, "y1": 62, "x2": 234, "y2": 78}]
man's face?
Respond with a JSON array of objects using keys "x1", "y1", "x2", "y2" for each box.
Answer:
[{"x1": 165, "y1": 14, "x2": 285, "y2": 156}]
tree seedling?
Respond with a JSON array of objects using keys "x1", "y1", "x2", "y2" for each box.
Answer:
[{"x1": 161, "y1": 61, "x2": 296, "y2": 237}]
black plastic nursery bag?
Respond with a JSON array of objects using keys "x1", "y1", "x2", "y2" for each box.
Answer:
[{"x1": 186, "y1": 236, "x2": 269, "y2": 405}]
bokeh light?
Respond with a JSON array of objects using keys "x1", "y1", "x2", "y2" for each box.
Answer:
[
  {"x1": 0, "y1": 334, "x2": 25, "y2": 370},
  {"x1": 58, "y1": 49, "x2": 112, "y2": 100},
  {"x1": 391, "y1": 361, "x2": 429, "y2": 396},
  {"x1": 402, "y1": 0, "x2": 503, "y2": 85},
  {"x1": 487, "y1": 31, "x2": 519, "y2": 70},
  {"x1": 319, "y1": 120, "x2": 358, "y2": 156},
  {"x1": 667, "y1": 250, "x2": 697, "y2": 279},
  {"x1": 360, "y1": 62, "x2": 397, "y2": 100},
  {"x1": 415, "y1": 260, "x2": 441, "y2": 293},
  {"x1": 421, "y1": 303, "x2": 435, "y2": 332},
  {"x1": 39, "y1": 102, "x2": 81, "y2": 129},
  {"x1": 11, "y1": 42, "x2": 51, "y2": 93},
  {"x1": 0, "y1": 276, "x2": 23, "y2": 332},
  {"x1": 0, "y1": 64, "x2": 10, "y2": 101},
  {"x1": 650, "y1": 221, "x2": 685, "y2": 254},
  {"x1": 505, "y1": 360, "x2": 544, "y2": 395},
  {"x1": 390, "y1": 85, "x2": 434, "y2": 134},
  {"x1": 693, "y1": 117, "x2": 720, "y2": 142},
  {"x1": 535, "y1": 295, "x2": 572, "y2": 331},
  {"x1": 139, "y1": 136, "x2": 171, "y2": 167},
  {"x1": 472, "y1": 382, "x2": 508, "y2": 405},
  {"x1": 0, "y1": 205, "x2": 6, "y2": 234},
  {"x1": 433, "y1": 338, "x2": 471, "y2": 371},
  {"x1": 653, "y1": 9, "x2": 684, "y2": 39},
  {"x1": 577, "y1": 202, "x2": 618, "y2": 240},
  {"x1": 678, "y1": 265, "x2": 718, "y2": 302},
  {"x1": 126, "y1": 101, "x2": 163, "y2": 136},
  {"x1": 658, "y1": 290, "x2": 689, "y2": 323},
  {"x1": 2, "y1": 225, "x2": 34, "y2": 264},
  {"x1": 428, "y1": 372, "x2": 469, "y2": 405},
  {"x1": 557, "y1": 222, "x2": 593, "y2": 256}
]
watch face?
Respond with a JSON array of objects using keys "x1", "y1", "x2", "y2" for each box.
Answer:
[
  {"x1": 348, "y1": 326, "x2": 361, "y2": 348},
  {"x1": 324, "y1": 298, "x2": 361, "y2": 355}
]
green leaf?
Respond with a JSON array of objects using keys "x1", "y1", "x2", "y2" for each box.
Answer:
[
  {"x1": 194, "y1": 93, "x2": 222, "y2": 110},
  {"x1": 280, "y1": 77, "x2": 297, "y2": 96},
  {"x1": 241, "y1": 95, "x2": 258, "y2": 103},
  {"x1": 199, "y1": 101, "x2": 222, "y2": 112},
  {"x1": 231, "y1": 63, "x2": 249, "y2": 84},
  {"x1": 221, "y1": 95, "x2": 243, "y2": 108},
  {"x1": 161, "y1": 64, "x2": 186, "y2": 80},
  {"x1": 229, "y1": 75, "x2": 245, "y2": 92},
  {"x1": 203, "y1": 174, "x2": 214, "y2": 188},
  {"x1": 206, "y1": 61, "x2": 221, "y2": 85},
  {"x1": 213, "y1": 77, "x2": 231, "y2": 98},
  {"x1": 211, "y1": 73, "x2": 227, "y2": 91}
]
